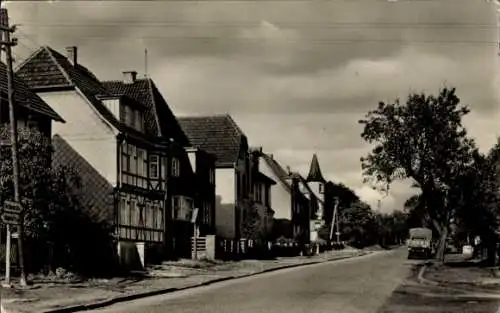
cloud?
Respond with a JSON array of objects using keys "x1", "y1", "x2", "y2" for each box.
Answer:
[{"x1": 6, "y1": 0, "x2": 498, "y2": 215}]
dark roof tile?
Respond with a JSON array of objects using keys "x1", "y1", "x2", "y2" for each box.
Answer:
[
  {"x1": 16, "y1": 46, "x2": 164, "y2": 143},
  {"x1": 177, "y1": 115, "x2": 246, "y2": 167},
  {"x1": 306, "y1": 153, "x2": 325, "y2": 182},
  {"x1": 0, "y1": 61, "x2": 64, "y2": 122},
  {"x1": 103, "y1": 79, "x2": 189, "y2": 145}
]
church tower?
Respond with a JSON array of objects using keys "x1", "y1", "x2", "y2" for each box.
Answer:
[{"x1": 306, "y1": 153, "x2": 326, "y2": 220}]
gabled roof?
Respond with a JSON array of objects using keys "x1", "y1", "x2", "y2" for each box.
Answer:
[
  {"x1": 102, "y1": 79, "x2": 190, "y2": 145},
  {"x1": 177, "y1": 114, "x2": 247, "y2": 167},
  {"x1": 15, "y1": 46, "x2": 163, "y2": 143},
  {"x1": 0, "y1": 62, "x2": 64, "y2": 122},
  {"x1": 255, "y1": 171, "x2": 277, "y2": 186},
  {"x1": 259, "y1": 152, "x2": 292, "y2": 193},
  {"x1": 293, "y1": 172, "x2": 323, "y2": 204},
  {"x1": 306, "y1": 153, "x2": 325, "y2": 183}
]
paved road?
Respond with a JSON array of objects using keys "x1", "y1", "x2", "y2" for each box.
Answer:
[{"x1": 89, "y1": 248, "x2": 409, "y2": 313}]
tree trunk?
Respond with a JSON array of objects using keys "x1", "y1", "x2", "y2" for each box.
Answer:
[
  {"x1": 436, "y1": 227, "x2": 448, "y2": 263},
  {"x1": 484, "y1": 233, "x2": 497, "y2": 266}
]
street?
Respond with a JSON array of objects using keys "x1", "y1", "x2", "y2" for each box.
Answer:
[{"x1": 88, "y1": 249, "x2": 408, "y2": 313}]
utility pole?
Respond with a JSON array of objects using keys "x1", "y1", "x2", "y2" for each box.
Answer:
[
  {"x1": 329, "y1": 198, "x2": 338, "y2": 242},
  {"x1": 335, "y1": 208, "x2": 340, "y2": 244},
  {"x1": 0, "y1": 5, "x2": 27, "y2": 287},
  {"x1": 0, "y1": 0, "x2": 4, "y2": 287}
]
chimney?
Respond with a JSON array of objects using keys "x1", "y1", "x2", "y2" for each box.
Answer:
[
  {"x1": 269, "y1": 154, "x2": 273, "y2": 159},
  {"x1": 65, "y1": 46, "x2": 77, "y2": 65},
  {"x1": 123, "y1": 71, "x2": 137, "y2": 84},
  {"x1": 286, "y1": 166, "x2": 291, "y2": 174}
]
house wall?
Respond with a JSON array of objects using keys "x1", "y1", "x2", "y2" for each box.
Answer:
[
  {"x1": 194, "y1": 150, "x2": 216, "y2": 235},
  {"x1": 215, "y1": 168, "x2": 236, "y2": 239},
  {"x1": 37, "y1": 90, "x2": 117, "y2": 186},
  {"x1": 259, "y1": 157, "x2": 292, "y2": 220}
]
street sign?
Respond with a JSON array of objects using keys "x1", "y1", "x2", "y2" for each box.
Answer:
[
  {"x1": 3, "y1": 200, "x2": 22, "y2": 214},
  {"x1": 1, "y1": 212, "x2": 20, "y2": 225}
]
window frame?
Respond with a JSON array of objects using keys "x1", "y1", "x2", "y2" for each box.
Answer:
[
  {"x1": 171, "y1": 157, "x2": 180, "y2": 177},
  {"x1": 149, "y1": 154, "x2": 160, "y2": 179}
]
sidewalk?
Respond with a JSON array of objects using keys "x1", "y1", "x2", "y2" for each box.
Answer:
[
  {"x1": 1, "y1": 248, "x2": 370, "y2": 313},
  {"x1": 419, "y1": 254, "x2": 500, "y2": 295}
]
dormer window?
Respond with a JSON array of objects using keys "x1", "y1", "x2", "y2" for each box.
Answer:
[{"x1": 121, "y1": 103, "x2": 145, "y2": 132}]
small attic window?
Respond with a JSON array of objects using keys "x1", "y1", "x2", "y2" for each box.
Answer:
[{"x1": 121, "y1": 103, "x2": 145, "y2": 133}]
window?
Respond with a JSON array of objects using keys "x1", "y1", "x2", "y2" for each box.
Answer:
[
  {"x1": 145, "y1": 202, "x2": 153, "y2": 228},
  {"x1": 184, "y1": 198, "x2": 194, "y2": 220},
  {"x1": 155, "y1": 203, "x2": 163, "y2": 229},
  {"x1": 135, "y1": 110, "x2": 144, "y2": 132},
  {"x1": 255, "y1": 183, "x2": 261, "y2": 203},
  {"x1": 130, "y1": 199, "x2": 138, "y2": 226},
  {"x1": 129, "y1": 146, "x2": 137, "y2": 175},
  {"x1": 319, "y1": 183, "x2": 324, "y2": 194},
  {"x1": 119, "y1": 197, "x2": 128, "y2": 226},
  {"x1": 171, "y1": 158, "x2": 180, "y2": 177},
  {"x1": 137, "y1": 149, "x2": 146, "y2": 177},
  {"x1": 161, "y1": 157, "x2": 168, "y2": 180},
  {"x1": 121, "y1": 144, "x2": 130, "y2": 172},
  {"x1": 149, "y1": 155, "x2": 159, "y2": 179},
  {"x1": 122, "y1": 197, "x2": 131, "y2": 226},
  {"x1": 124, "y1": 105, "x2": 133, "y2": 126}
]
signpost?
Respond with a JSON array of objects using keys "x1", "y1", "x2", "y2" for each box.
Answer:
[{"x1": 0, "y1": 200, "x2": 22, "y2": 287}]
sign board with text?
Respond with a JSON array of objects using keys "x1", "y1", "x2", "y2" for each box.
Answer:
[
  {"x1": 3, "y1": 200, "x2": 22, "y2": 214},
  {"x1": 1, "y1": 211, "x2": 20, "y2": 225}
]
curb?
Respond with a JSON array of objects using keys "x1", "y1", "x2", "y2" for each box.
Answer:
[
  {"x1": 14, "y1": 251, "x2": 370, "y2": 313},
  {"x1": 417, "y1": 263, "x2": 439, "y2": 286}
]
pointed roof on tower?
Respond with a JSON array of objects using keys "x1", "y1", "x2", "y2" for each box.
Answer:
[{"x1": 306, "y1": 153, "x2": 325, "y2": 183}]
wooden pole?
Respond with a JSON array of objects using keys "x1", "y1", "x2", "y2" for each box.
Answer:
[
  {"x1": 329, "y1": 199, "x2": 338, "y2": 242},
  {"x1": 0, "y1": 0, "x2": 8, "y2": 288},
  {"x1": 1, "y1": 7, "x2": 26, "y2": 286}
]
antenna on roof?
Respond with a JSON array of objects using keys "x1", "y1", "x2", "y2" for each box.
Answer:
[{"x1": 144, "y1": 48, "x2": 148, "y2": 78}]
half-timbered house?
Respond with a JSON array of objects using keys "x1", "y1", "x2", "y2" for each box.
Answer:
[{"x1": 15, "y1": 46, "x2": 211, "y2": 264}]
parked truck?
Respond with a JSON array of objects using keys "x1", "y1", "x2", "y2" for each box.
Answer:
[{"x1": 407, "y1": 227, "x2": 434, "y2": 259}]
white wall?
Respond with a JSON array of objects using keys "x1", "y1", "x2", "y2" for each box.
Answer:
[
  {"x1": 38, "y1": 90, "x2": 118, "y2": 186},
  {"x1": 215, "y1": 168, "x2": 236, "y2": 238},
  {"x1": 258, "y1": 157, "x2": 292, "y2": 220},
  {"x1": 308, "y1": 181, "x2": 324, "y2": 219}
]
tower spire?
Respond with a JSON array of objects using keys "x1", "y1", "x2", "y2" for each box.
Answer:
[{"x1": 306, "y1": 153, "x2": 325, "y2": 182}]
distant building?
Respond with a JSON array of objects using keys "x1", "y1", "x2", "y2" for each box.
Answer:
[
  {"x1": 178, "y1": 115, "x2": 252, "y2": 241},
  {"x1": 255, "y1": 151, "x2": 310, "y2": 245},
  {"x1": 305, "y1": 153, "x2": 326, "y2": 243}
]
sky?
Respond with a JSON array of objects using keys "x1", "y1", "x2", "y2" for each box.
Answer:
[{"x1": 6, "y1": 0, "x2": 500, "y2": 213}]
